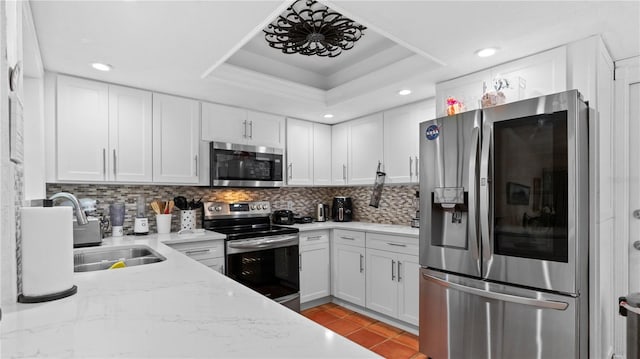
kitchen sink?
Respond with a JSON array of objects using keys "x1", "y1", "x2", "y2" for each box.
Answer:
[{"x1": 73, "y1": 245, "x2": 166, "y2": 272}]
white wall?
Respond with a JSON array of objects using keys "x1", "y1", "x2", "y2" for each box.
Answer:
[{"x1": 23, "y1": 77, "x2": 45, "y2": 200}]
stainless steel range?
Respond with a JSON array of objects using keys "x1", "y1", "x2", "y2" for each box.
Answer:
[{"x1": 203, "y1": 201, "x2": 300, "y2": 312}]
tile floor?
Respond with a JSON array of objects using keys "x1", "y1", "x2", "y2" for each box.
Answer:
[{"x1": 302, "y1": 303, "x2": 426, "y2": 359}]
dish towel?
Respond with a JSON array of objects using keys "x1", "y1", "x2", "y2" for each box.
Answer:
[{"x1": 369, "y1": 162, "x2": 386, "y2": 208}]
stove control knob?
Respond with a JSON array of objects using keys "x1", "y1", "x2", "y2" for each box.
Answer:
[
  {"x1": 213, "y1": 206, "x2": 222, "y2": 212},
  {"x1": 251, "y1": 205, "x2": 256, "y2": 210},
  {"x1": 262, "y1": 203, "x2": 269, "y2": 210}
]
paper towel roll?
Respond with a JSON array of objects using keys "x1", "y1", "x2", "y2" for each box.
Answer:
[{"x1": 20, "y1": 207, "x2": 76, "y2": 302}]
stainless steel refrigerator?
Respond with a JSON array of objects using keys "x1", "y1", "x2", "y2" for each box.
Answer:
[{"x1": 418, "y1": 90, "x2": 589, "y2": 359}]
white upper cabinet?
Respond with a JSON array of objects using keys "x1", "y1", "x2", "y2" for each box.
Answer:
[
  {"x1": 348, "y1": 113, "x2": 384, "y2": 185},
  {"x1": 201, "y1": 102, "x2": 284, "y2": 148},
  {"x1": 286, "y1": 118, "x2": 314, "y2": 185},
  {"x1": 312, "y1": 123, "x2": 332, "y2": 185},
  {"x1": 152, "y1": 93, "x2": 200, "y2": 184},
  {"x1": 247, "y1": 110, "x2": 284, "y2": 148},
  {"x1": 435, "y1": 46, "x2": 567, "y2": 116},
  {"x1": 108, "y1": 85, "x2": 153, "y2": 182},
  {"x1": 331, "y1": 122, "x2": 349, "y2": 185},
  {"x1": 201, "y1": 102, "x2": 246, "y2": 144},
  {"x1": 383, "y1": 100, "x2": 435, "y2": 184},
  {"x1": 57, "y1": 75, "x2": 110, "y2": 181}
]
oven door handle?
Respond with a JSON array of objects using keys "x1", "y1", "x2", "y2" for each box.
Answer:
[{"x1": 228, "y1": 235, "x2": 298, "y2": 250}]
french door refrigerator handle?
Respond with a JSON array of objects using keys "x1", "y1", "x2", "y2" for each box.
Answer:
[
  {"x1": 422, "y1": 272, "x2": 568, "y2": 311},
  {"x1": 468, "y1": 127, "x2": 480, "y2": 272},
  {"x1": 479, "y1": 123, "x2": 492, "y2": 267}
]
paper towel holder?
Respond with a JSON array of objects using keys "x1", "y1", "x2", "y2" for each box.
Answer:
[{"x1": 17, "y1": 285, "x2": 77, "y2": 303}]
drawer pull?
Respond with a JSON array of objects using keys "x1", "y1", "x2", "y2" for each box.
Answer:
[
  {"x1": 341, "y1": 236, "x2": 355, "y2": 240},
  {"x1": 185, "y1": 249, "x2": 211, "y2": 256},
  {"x1": 387, "y1": 242, "x2": 407, "y2": 247},
  {"x1": 307, "y1": 236, "x2": 322, "y2": 241}
]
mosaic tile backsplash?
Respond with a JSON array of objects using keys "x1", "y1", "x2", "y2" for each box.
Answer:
[{"x1": 46, "y1": 183, "x2": 420, "y2": 235}]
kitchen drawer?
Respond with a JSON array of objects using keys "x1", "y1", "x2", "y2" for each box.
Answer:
[
  {"x1": 300, "y1": 230, "x2": 329, "y2": 246},
  {"x1": 333, "y1": 229, "x2": 365, "y2": 247},
  {"x1": 366, "y1": 233, "x2": 418, "y2": 256},
  {"x1": 199, "y1": 257, "x2": 224, "y2": 273},
  {"x1": 168, "y1": 240, "x2": 224, "y2": 260}
]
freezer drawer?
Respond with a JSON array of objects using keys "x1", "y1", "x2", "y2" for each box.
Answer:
[{"x1": 419, "y1": 268, "x2": 587, "y2": 359}]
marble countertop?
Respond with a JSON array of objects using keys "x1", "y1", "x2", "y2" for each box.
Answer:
[
  {"x1": 0, "y1": 235, "x2": 379, "y2": 358},
  {"x1": 286, "y1": 221, "x2": 420, "y2": 238}
]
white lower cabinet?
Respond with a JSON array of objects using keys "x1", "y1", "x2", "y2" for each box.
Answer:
[
  {"x1": 166, "y1": 239, "x2": 225, "y2": 273},
  {"x1": 365, "y1": 233, "x2": 419, "y2": 326},
  {"x1": 331, "y1": 230, "x2": 366, "y2": 306},
  {"x1": 299, "y1": 231, "x2": 330, "y2": 303}
]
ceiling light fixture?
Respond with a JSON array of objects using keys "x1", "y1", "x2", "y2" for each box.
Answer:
[
  {"x1": 476, "y1": 48, "x2": 497, "y2": 58},
  {"x1": 263, "y1": 0, "x2": 367, "y2": 58},
  {"x1": 398, "y1": 89, "x2": 412, "y2": 96},
  {"x1": 323, "y1": 114, "x2": 334, "y2": 119},
  {"x1": 91, "y1": 62, "x2": 112, "y2": 71}
]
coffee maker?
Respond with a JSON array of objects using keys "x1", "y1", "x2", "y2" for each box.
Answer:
[
  {"x1": 316, "y1": 204, "x2": 329, "y2": 222},
  {"x1": 332, "y1": 197, "x2": 352, "y2": 222},
  {"x1": 133, "y1": 194, "x2": 149, "y2": 235}
]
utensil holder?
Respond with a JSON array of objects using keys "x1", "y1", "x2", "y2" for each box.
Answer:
[
  {"x1": 156, "y1": 214, "x2": 172, "y2": 234},
  {"x1": 180, "y1": 210, "x2": 197, "y2": 231}
]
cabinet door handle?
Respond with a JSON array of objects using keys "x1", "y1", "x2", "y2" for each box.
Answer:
[
  {"x1": 102, "y1": 148, "x2": 106, "y2": 178},
  {"x1": 415, "y1": 156, "x2": 419, "y2": 179},
  {"x1": 195, "y1": 154, "x2": 199, "y2": 176},
  {"x1": 391, "y1": 260, "x2": 396, "y2": 281},
  {"x1": 343, "y1": 164, "x2": 346, "y2": 182},
  {"x1": 359, "y1": 254, "x2": 364, "y2": 273},
  {"x1": 243, "y1": 120, "x2": 247, "y2": 138},
  {"x1": 288, "y1": 163, "x2": 293, "y2": 180},
  {"x1": 185, "y1": 249, "x2": 210, "y2": 256},
  {"x1": 410, "y1": 157, "x2": 414, "y2": 177},
  {"x1": 397, "y1": 261, "x2": 402, "y2": 282},
  {"x1": 113, "y1": 149, "x2": 117, "y2": 177},
  {"x1": 248, "y1": 121, "x2": 253, "y2": 139},
  {"x1": 299, "y1": 254, "x2": 302, "y2": 271},
  {"x1": 387, "y1": 242, "x2": 407, "y2": 247}
]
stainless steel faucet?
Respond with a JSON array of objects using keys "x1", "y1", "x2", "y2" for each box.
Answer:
[{"x1": 49, "y1": 192, "x2": 89, "y2": 225}]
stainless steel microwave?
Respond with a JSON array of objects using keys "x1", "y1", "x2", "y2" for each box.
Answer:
[{"x1": 210, "y1": 142, "x2": 283, "y2": 187}]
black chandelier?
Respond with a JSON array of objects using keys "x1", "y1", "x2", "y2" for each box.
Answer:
[{"x1": 263, "y1": 0, "x2": 367, "y2": 58}]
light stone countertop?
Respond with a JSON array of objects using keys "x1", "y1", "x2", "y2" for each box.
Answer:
[
  {"x1": 0, "y1": 234, "x2": 380, "y2": 358},
  {"x1": 285, "y1": 221, "x2": 420, "y2": 238}
]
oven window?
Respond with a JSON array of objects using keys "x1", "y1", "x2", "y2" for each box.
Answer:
[
  {"x1": 226, "y1": 245, "x2": 299, "y2": 299},
  {"x1": 213, "y1": 149, "x2": 283, "y2": 181},
  {"x1": 493, "y1": 111, "x2": 568, "y2": 262}
]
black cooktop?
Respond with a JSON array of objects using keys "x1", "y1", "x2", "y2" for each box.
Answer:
[{"x1": 209, "y1": 224, "x2": 299, "y2": 241}]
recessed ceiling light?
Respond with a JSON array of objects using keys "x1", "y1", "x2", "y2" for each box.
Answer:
[
  {"x1": 398, "y1": 89, "x2": 412, "y2": 96},
  {"x1": 323, "y1": 114, "x2": 334, "y2": 119},
  {"x1": 91, "y1": 62, "x2": 112, "y2": 72},
  {"x1": 476, "y1": 48, "x2": 498, "y2": 58}
]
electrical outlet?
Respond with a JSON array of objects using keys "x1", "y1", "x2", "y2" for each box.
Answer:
[{"x1": 287, "y1": 201, "x2": 293, "y2": 210}]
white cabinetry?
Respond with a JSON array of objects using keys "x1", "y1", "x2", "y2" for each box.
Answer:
[
  {"x1": 152, "y1": 93, "x2": 200, "y2": 183},
  {"x1": 56, "y1": 75, "x2": 152, "y2": 182},
  {"x1": 348, "y1": 113, "x2": 384, "y2": 185},
  {"x1": 312, "y1": 123, "x2": 332, "y2": 185},
  {"x1": 286, "y1": 118, "x2": 314, "y2": 185},
  {"x1": 166, "y1": 239, "x2": 225, "y2": 273},
  {"x1": 286, "y1": 119, "x2": 332, "y2": 186},
  {"x1": 56, "y1": 75, "x2": 109, "y2": 181},
  {"x1": 108, "y1": 84, "x2": 153, "y2": 182},
  {"x1": 201, "y1": 102, "x2": 283, "y2": 148},
  {"x1": 331, "y1": 229, "x2": 366, "y2": 306},
  {"x1": 299, "y1": 230, "x2": 330, "y2": 303},
  {"x1": 435, "y1": 47, "x2": 567, "y2": 115},
  {"x1": 365, "y1": 233, "x2": 419, "y2": 325},
  {"x1": 383, "y1": 100, "x2": 435, "y2": 183},
  {"x1": 331, "y1": 122, "x2": 349, "y2": 185}
]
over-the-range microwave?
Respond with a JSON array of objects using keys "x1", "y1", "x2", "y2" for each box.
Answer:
[{"x1": 210, "y1": 142, "x2": 283, "y2": 187}]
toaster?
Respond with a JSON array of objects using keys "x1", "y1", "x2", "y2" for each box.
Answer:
[{"x1": 272, "y1": 210, "x2": 295, "y2": 225}]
